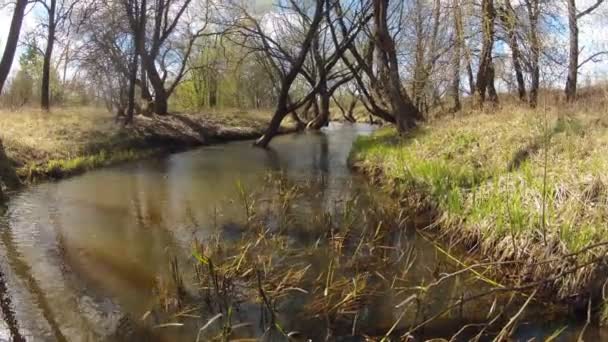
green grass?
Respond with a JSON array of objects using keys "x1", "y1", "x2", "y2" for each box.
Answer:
[
  {"x1": 350, "y1": 106, "x2": 608, "y2": 298},
  {"x1": 21, "y1": 148, "x2": 160, "y2": 181}
]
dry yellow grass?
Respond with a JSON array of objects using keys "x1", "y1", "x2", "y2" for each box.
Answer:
[
  {"x1": 0, "y1": 107, "x2": 117, "y2": 165},
  {"x1": 0, "y1": 106, "x2": 284, "y2": 181}
]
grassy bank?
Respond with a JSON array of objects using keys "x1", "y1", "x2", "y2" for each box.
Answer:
[
  {"x1": 0, "y1": 107, "x2": 292, "y2": 183},
  {"x1": 350, "y1": 105, "x2": 608, "y2": 302}
]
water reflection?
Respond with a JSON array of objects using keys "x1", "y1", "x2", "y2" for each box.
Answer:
[{"x1": 0, "y1": 123, "x2": 600, "y2": 340}]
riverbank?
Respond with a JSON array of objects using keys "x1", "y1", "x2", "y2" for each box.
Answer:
[
  {"x1": 349, "y1": 105, "x2": 608, "y2": 310},
  {"x1": 0, "y1": 107, "x2": 294, "y2": 183}
]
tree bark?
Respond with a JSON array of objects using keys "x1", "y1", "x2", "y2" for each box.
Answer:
[
  {"x1": 374, "y1": 0, "x2": 421, "y2": 132},
  {"x1": 451, "y1": 0, "x2": 463, "y2": 112},
  {"x1": 412, "y1": 0, "x2": 425, "y2": 110},
  {"x1": 140, "y1": 47, "x2": 169, "y2": 115},
  {"x1": 42, "y1": 0, "x2": 57, "y2": 111},
  {"x1": 525, "y1": 0, "x2": 540, "y2": 107},
  {"x1": 500, "y1": 0, "x2": 526, "y2": 102},
  {"x1": 126, "y1": 52, "x2": 138, "y2": 123},
  {"x1": 0, "y1": 0, "x2": 28, "y2": 94},
  {"x1": 0, "y1": 0, "x2": 27, "y2": 199},
  {"x1": 465, "y1": 47, "x2": 476, "y2": 95},
  {"x1": 307, "y1": 36, "x2": 330, "y2": 130},
  {"x1": 565, "y1": 0, "x2": 578, "y2": 102},
  {"x1": 476, "y1": 0, "x2": 499, "y2": 107}
]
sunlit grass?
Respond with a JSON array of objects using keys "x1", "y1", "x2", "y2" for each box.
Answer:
[
  {"x1": 0, "y1": 106, "x2": 285, "y2": 182},
  {"x1": 350, "y1": 105, "x2": 608, "y2": 297}
]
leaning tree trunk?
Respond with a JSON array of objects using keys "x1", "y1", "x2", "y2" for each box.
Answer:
[
  {"x1": 0, "y1": 0, "x2": 28, "y2": 94},
  {"x1": 374, "y1": 0, "x2": 421, "y2": 132},
  {"x1": 565, "y1": 0, "x2": 578, "y2": 102},
  {"x1": 254, "y1": 0, "x2": 325, "y2": 148},
  {"x1": 0, "y1": 0, "x2": 28, "y2": 200},
  {"x1": 41, "y1": 0, "x2": 57, "y2": 111}
]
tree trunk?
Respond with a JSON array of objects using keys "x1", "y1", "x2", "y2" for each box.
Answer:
[
  {"x1": 501, "y1": 0, "x2": 526, "y2": 101},
  {"x1": 0, "y1": 0, "x2": 27, "y2": 199},
  {"x1": 526, "y1": 0, "x2": 540, "y2": 108},
  {"x1": 334, "y1": 95, "x2": 358, "y2": 123},
  {"x1": 135, "y1": 0, "x2": 148, "y2": 117},
  {"x1": 0, "y1": 0, "x2": 28, "y2": 94},
  {"x1": 254, "y1": 0, "x2": 325, "y2": 148},
  {"x1": 126, "y1": 51, "x2": 138, "y2": 123},
  {"x1": 565, "y1": 0, "x2": 578, "y2": 102},
  {"x1": 476, "y1": 0, "x2": 499, "y2": 107},
  {"x1": 465, "y1": 48, "x2": 476, "y2": 95},
  {"x1": 373, "y1": 0, "x2": 421, "y2": 132},
  {"x1": 451, "y1": 0, "x2": 463, "y2": 112},
  {"x1": 208, "y1": 71, "x2": 218, "y2": 108},
  {"x1": 141, "y1": 53, "x2": 168, "y2": 114},
  {"x1": 41, "y1": 0, "x2": 57, "y2": 111},
  {"x1": 412, "y1": 0, "x2": 425, "y2": 110},
  {"x1": 254, "y1": 89, "x2": 289, "y2": 148},
  {"x1": 308, "y1": 36, "x2": 330, "y2": 130},
  {"x1": 136, "y1": 0, "x2": 169, "y2": 115},
  {"x1": 287, "y1": 96, "x2": 306, "y2": 130}
]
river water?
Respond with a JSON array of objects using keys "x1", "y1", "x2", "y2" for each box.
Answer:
[{"x1": 0, "y1": 123, "x2": 604, "y2": 341}]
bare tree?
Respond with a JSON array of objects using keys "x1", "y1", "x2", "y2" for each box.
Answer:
[
  {"x1": 249, "y1": 0, "x2": 326, "y2": 147},
  {"x1": 498, "y1": 0, "x2": 526, "y2": 102},
  {"x1": 38, "y1": 0, "x2": 80, "y2": 110},
  {"x1": 123, "y1": 0, "x2": 147, "y2": 123},
  {"x1": 124, "y1": 0, "x2": 208, "y2": 114},
  {"x1": 565, "y1": 0, "x2": 605, "y2": 101}
]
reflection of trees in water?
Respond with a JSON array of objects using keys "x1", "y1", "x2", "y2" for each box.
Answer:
[
  {"x1": 314, "y1": 131, "x2": 330, "y2": 176},
  {"x1": 0, "y1": 243, "x2": 25, "y2": 342},
  {"x1": 0, "y1": 211, "x2": 66, "y2": 341},
  {"x1": 262, "y1": 146, "x2": 281, "y2": 172}
]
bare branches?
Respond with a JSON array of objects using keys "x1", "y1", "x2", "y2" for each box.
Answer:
[{"x1": 577, "y1": 0, "x2": 605, "y2": 18}]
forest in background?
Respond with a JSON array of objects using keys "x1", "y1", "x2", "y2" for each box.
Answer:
[
  {"x1": 0, "y1": 0, "x2": 606, "y2": 121},
  {"x1": 0, "y1": 0, "x2": 605, "y2": 192}
]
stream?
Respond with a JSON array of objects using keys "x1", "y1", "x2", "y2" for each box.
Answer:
[{"x1": 0, "y1": 123, "x2": 605, "y2": 341}]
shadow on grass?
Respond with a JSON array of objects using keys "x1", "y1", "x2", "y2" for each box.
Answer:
[
  {"x1": 507, "y1": 116, "x2": 584, "y2": 172},
  {"x1": 352, "y1": 126, "x2": 429, "y2": 154}
]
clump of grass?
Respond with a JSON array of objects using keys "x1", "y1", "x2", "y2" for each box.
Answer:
[
  {"x1": 148, "y1": 174, "x2": 563, "y2": 341},
  {"x1": 350, "y1": 106, "x2": 608, "y2": 302},
  {"x1": 19, "y1": 148, "x2": 160, "y2": 181}
]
